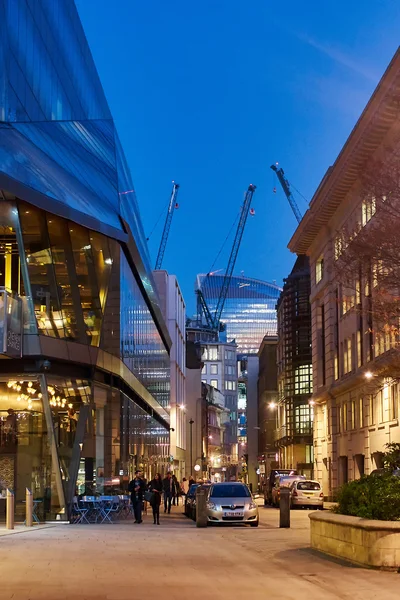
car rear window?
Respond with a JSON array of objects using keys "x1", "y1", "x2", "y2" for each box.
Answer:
[
  {"x1": 297, "y1": 482, "x2": 321, "y2": 491},
  {"x1": 210, "y1": 484, "x2": 251, "y2": 498}
]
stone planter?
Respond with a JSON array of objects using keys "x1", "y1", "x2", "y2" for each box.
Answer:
[{"x1": 309, "y1": 511, "x2": 400, "y2": 569}]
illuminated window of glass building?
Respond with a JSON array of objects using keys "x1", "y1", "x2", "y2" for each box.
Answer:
[{"x1": 197, "y1": 274, "x2": 282, "y2": 354}]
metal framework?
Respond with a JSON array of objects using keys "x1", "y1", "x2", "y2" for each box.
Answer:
[
  {"x1": 155, "y1": 182, "x2": 180, "y2": 270},
  {"x1": 271, "y1": 164, "x2": 302, "y2": 224},
  {"x1": 210, "y1": 184, "x2": 256, "y2": 330}
]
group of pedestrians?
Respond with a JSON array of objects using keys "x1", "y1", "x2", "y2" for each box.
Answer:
[{"x1": 128, "y1": 470, "x2": 192, "y2": 525}]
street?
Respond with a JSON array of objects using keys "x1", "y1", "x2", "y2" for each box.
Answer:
[{"x1": 0, "y1": 505, "x2": 399, "y2": 600}]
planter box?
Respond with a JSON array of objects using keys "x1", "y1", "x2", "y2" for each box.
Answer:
[{"x1": 309, "y1": 511, "x2": 400, "y2": 569}]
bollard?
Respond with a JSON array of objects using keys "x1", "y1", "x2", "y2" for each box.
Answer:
[
  {"x1": 6, "y1": 488, "x2": 14, "y2": 530},
  {"x1": 195, "y1": 487, "x2": 208, "y2": 528},
  {"x1": 279, "y1": 487, "x2": 291, "y2": 528},
  {"x1": 26, "y1": 488, "x2": 33, "y2": 527}
]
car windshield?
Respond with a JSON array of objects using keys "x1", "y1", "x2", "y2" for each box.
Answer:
[
  {"x1": 210, "y1": 484, "x2": 251, "y2": 498},
  {"x1": 297, "y1": 482, "x2": 321, "y2": 491}
]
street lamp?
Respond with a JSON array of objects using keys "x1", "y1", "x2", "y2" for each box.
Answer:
[
  {"x1": 269, "y1": 402, "x2": 277, "y2": 409},
  {"x1": 364, "y1": 371, "x2": 374, "y2": 380},
  {"x1": 189, "y1": 418, "x2": 194, "y2": 476}
]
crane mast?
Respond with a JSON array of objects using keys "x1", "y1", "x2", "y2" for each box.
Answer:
[
  {"x1": 154, "y1": 182, "x2": 180, "y2": 270},
  {"x1": 270, "y1": 164, "x2": 302, "y2": 224},
  {"x1": 211, "y1": 184, "x2": 256, "y2": 329}
]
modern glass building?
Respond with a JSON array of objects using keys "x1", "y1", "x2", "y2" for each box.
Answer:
[
  {"x1": 197, "y1": 274, "x2": 282, "y2": 354},
  {"x1": 0, "y1": 0, "x2": 170, "y2": 521}
]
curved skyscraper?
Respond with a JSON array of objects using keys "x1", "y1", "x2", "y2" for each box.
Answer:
[{"x1": 197, "y1": 274, "x2": 282, "y2": 354}]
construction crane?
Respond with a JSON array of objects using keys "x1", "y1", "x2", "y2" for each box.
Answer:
[
  {"x1": 154, "y1": 182, "x2": 180, "y2": 270},
  {"x1": 270, "y1": 164, "x2": 302, "y2": 224},
  {"x1": 198, "y1": 184, "x2": 257, "y2": 331}
]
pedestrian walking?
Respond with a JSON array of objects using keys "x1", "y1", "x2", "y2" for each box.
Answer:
[
  {"x1": 181, "y1": 477, "x2": 189, "y2": 495},
  {"x1": 148, "y1": 473, "x2": 163, "y2": 525},
  {"x1": 172, "y1": 474, "x2": 180, "y2": 506},
  {"x1": 163, "y1": 472, "x2": 174, "y2": 513},
  {"x1": 128, "y1": 470, "x2": 145, "y2": 523}
]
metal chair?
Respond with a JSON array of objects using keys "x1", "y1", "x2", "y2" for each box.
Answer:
[{"x1": 71, "y1": 498, "x2": 90, "y2": 524}]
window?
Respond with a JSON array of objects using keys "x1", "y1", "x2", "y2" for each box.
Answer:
[
  {"x1": 357, "y1": 330, "x2": 362, "y2": 368},
  {"x1": 342, "y1": 294, "x2": 355, "y2": 315},
  {"x1": 209, "y1": 347, "x2": 218, "y2": 360},
  {"x1": 334, "y1": 236, "x2": 344, "y2": 261},
  {"x1": 210, "y1": 379, "x2": 218, "y2": 389},
  {"x1": 342, "y1": 403, "x2": 348, "y2": 432},
  {"x1": 295, "y1": 404, "x2": 313, "y2": 434},
  {"x1": 316, "y1": 256, "x2": 324, "y2": 284},
  {"x1": 361, "y1": 197, "x2": 376, "y2": 226},
  {"x1": 390, "y1": 382, "x2": 399, "y2": 421},
  {"x1": 305, "y1": 445, "x2": 314, "y2": 464},
  {"x1": 297, "y1": 481, "x2": 320, "y2": 491},
  {"x1": 225, "y1": 381, "x2": 233, "y2": 391},
  {"x1": 350, "y1": 400, "x2": 355, "y2": 430},
  {"x1": 343, "y1": 338, "x2": 352, "y2": 374},
  {"x1": 294, "y1": 365, "x2": 313, "y2": 394},
  {"x1": 210, "y1": 364, "x2": 218, "y2": 375},
  {"x1": 334, "y1": 351, "x2": 339, "y2": 381},
  {"x1": 202, "y1": 364, "x2": 207, "y2": 374},
  {"x1": 359, "y1": 397, "x2": 364, "y2": 429},
  {"x1": 355, "y1": 279, "x2": 361, "y2": 305},
  {"x1": 369, "y1": 395, "x2": 375, "y2": 426}
]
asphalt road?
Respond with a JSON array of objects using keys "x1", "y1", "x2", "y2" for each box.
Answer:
[{"x1": 0, "y1": 504, "x2": 399, "y2": 599}]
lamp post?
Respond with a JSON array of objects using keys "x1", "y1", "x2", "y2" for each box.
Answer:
[{"x1": 189, "y1": 419, "x2": 194, "y2": 476}]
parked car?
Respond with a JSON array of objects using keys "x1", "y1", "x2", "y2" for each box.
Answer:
[
  {"x1": 185, "y1": 484, "x2": 200, "y2": 518},
  {"x1": 263, "y1": 469, "x2": 298, "y2": 505},
  {"x1": 290, "y1": 480, "x2": 324, "y2": 509},
  {"x1": 271, "y1": 475, "x2": 306, "y2": 507},
  {"x1": 205, "y1": 482, "x2": 259, "y2": 527}
]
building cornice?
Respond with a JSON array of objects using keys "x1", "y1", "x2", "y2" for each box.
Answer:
[{"x1": 289, "y1": 47, "x2": 400, "y2": 255}]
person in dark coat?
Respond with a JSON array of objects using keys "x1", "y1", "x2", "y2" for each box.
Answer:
[
  {"x1": 148, "y1": 473, "x2": 163, "y2": 524},
  {"x1": 172, "y1": 474, "x2": 180, "y2": 506},
  {"x1": 128, "y1": 470, "x2": 145, "y2": 523},
  {"x1": 162, "y1": 472, "x2": 174, "y2": 514}
]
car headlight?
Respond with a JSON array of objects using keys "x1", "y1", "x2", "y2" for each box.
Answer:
[
  {"x1": 206, "y1": 502, "x2": 217, "y2": 510},
  {"x1": 249, "y1": 501, "x2": 257, "y2": 509}
]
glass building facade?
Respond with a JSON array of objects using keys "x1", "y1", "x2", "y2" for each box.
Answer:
[
  {"x1": 0, "y1": 0, "x2": 170, "y2": 521},
  {"x1": 197, "y1": 274, "x2": 282, "y2": 354}
]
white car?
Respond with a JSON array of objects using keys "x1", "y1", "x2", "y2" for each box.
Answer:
[
  {"x1": 205, "y1": 482, "x2": 259, "y2": 527},
  {"x1": 290, "y1": 480, "x2": 324, "y2": 509}
]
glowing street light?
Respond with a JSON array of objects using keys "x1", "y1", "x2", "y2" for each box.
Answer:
[
  {"x1": 364, "y1": 371, "x2": 374, "y2": 380},
  {"x1": 269, "y1": 402, "x2": 277, "y2": 409}
]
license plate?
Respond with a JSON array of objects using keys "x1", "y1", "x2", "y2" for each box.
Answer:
[
  {"x1": 223, "y1": 511, "x2": 244, "y2": 517},
  {"x1": 303, "y1": 493, "x2": 313, "y2": 496}
]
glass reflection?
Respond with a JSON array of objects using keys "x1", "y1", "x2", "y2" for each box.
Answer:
[
  {"x1": 120, "y1": 253, "x2": 170, "y2": 409},
  {"x1": 0, "y1": 377, "x2": 62, "y2": 522}
]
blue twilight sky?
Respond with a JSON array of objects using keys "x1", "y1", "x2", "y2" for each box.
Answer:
[{"x1": 76, "y1": 0, "x2": 399, "y2": 314}]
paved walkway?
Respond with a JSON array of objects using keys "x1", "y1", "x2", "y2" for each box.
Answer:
[{"x1": 0, "y1": 505, "x2": 399, "y2": 599}]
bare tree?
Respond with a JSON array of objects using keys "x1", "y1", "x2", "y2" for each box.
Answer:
[{"x1": 333, "y1": 144, "x2": 400, "y2": 375}]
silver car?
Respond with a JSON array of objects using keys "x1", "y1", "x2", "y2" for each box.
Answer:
[
  {"x1": 205, "y1": 482, "x2": 259, "y2": 527},
  {"x1": 290, "y1": 480, "x2": 324, "y2": 509}
]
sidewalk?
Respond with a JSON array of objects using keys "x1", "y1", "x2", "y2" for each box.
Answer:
[
  {"x1": 0, "y1": 523, "x2": 54, "y2": 537},
  {"x1": 0, "y1": 505, "x2": 399, "y2": 600}
]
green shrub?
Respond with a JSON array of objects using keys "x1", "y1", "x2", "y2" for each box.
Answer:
[{"x1": 334, "y1": 473, "x2": 400, "y2": 520}]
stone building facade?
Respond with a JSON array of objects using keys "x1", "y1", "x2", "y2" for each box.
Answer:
[{"x1": 289, "y1": 49, "x2": 400, "y2": 499}]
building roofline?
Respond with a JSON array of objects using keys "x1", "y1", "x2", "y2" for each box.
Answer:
[
  {"x1": 288, "y1": 46, "x2": 400, "y2": 255},
  {"x1": 197, "y1": 273, "x2": 282, "y2": 292}
]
